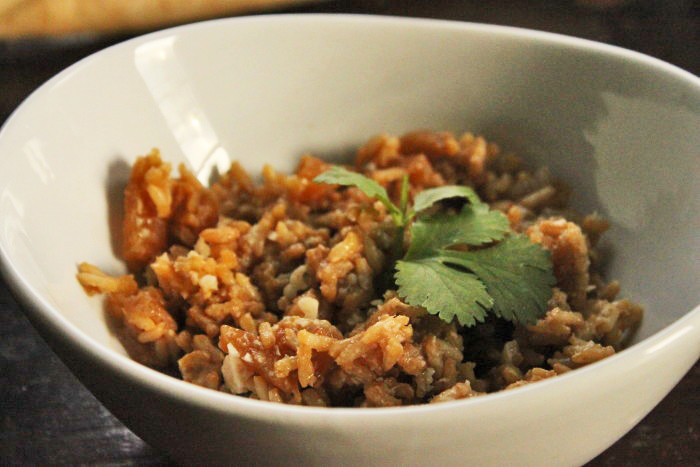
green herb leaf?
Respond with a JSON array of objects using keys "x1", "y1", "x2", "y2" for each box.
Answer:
[
  {"x1": 314, "y1": 167, "x2": 403, "y2": 224},
  {"x1": 440, "y1": 236, "x2": 556, "y2": 325},
  {"x1": 406, "y1": 203, "x2": 510, "y2": 259},
  {"x1": 398, "y1": 203, "x2": 554, "y2": 326},
  {"x1": 395, "y1": 258, "x2": 492, "y2": 326},
  {"x1": 313, "y1": 165, "x2": 555, "y2": 328},
  {"x1": 411, "y1": 185, "x2": 483, "y2": 216}
]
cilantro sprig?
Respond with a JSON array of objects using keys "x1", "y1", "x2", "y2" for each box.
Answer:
[{"x1": 313, "y1": 167, "x2": 555, "y2": 327}]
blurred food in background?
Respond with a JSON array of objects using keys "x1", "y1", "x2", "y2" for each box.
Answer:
[
  {"x1": 0, "y1": 0, "x2": 323, "y2": 38},
  {"x1": 0, "y1": 0, "x2": 695, "y2": 80}
]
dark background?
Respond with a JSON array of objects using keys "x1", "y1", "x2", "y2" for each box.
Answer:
[{"x1": 1, "y1": 0, "x2": 698, "y2": 465}]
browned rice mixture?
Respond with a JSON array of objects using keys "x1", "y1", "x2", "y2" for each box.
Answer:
[{"x1": 77, "y1": 130, "x2": 643, "y2": 407}]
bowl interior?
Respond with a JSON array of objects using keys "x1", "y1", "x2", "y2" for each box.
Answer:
[{"x1": 1, "y1": 15, "x2": 698, "y2": 361}]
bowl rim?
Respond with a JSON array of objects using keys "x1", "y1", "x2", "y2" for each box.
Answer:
[{"x1": 0, "y1": 13, "x2": 699, "y2": 421}]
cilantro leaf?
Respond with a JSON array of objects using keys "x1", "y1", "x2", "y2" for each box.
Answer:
[
  {"x1": 313, "y1": 164, "x2": 555, "y2": 328},
  {"x1": 314, "y1": 167, "x2": 403, "y2": 224},
  {"x1": 405, "y1": 203, "x2": 510, "y2": 259},
  {"x1": 440, "y1": 236, "x2": 556, "y2": 324},
  {"x1": 395, "y1": 258, "x2": 492, "y2": 326},
  {"x1": 411, "y1": 185, "x2": 483, "y2": 215},
  {"x1": 398, "y1": 204, "x2": 553, "y2": 326}
]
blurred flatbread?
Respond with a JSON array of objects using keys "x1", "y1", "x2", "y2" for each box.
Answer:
[{"x1": 0, "y1": 0, "x2": 320, "y2": 38}]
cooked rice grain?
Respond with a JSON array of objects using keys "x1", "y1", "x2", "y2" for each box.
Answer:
[{"x1": 78, "y1": 130, "x2": 643, "y2": 406}]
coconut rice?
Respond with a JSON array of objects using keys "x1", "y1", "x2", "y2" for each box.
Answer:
[{"x1": 77, "y1": 130, "x2": 643, "y2": 407}]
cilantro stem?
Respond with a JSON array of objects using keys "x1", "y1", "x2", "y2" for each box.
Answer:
[
  {"x1": 382, "y1": 217, "x2": 407, "y2": 293},
  {"x1": 384, "y1": 175, "x2": 410, "y2": 289},
  {"x1": 390, "y1": 223, "x2": 406, "y2": 267},
  {"x1": 399, "y1": 174, "x2": 410, "y2": 219}
]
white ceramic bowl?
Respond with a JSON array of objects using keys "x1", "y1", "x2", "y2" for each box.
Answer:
[{"x1": 0, "y1": 14, "x2": 698, "y2": 466}]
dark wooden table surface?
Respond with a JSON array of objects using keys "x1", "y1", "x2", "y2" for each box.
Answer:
[{"x1": 1, "y1": 1, "x2": 698, "y2": 465}]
